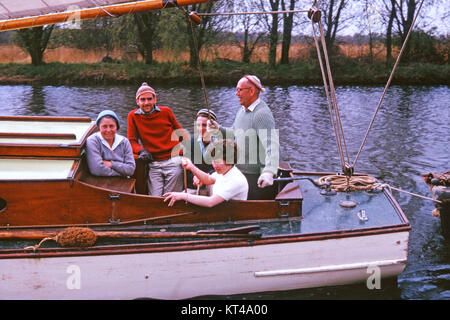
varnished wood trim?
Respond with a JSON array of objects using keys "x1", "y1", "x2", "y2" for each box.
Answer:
[
  {"x1": 0, "y1": 132, "x2": 77, "y2": 139},
  {"x1": 0, "y1": 116, "x2": 91, "y2": 122},
  {"x1": 0, "y1": 225, "x2": 410, "y2": 259}
]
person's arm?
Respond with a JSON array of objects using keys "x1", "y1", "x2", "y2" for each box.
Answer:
[
  {"x1": 182, "y1": 157, "x2": 216, "y2": 186},
  {"x1": 207, "y1": 119, "x2": 235, "y2": 141},
  {"x1": 255, "y1": 110, "x2": 279, "y2": 176},
  {"x1": 85, "y1": 137, "x2": 119, "y2": 176},
  {"x1": 127, "y1": 112, "x2": 144, "y2": 154},
  {"x1": 163, "y1": 192, "x2": 225, "y2": 208},
  {"x1": 110, "y1": 139, "x2": 136, "y2": 176}
]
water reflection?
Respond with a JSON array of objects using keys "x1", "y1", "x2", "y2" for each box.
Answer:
[{"x1": 0, "y1": 84, "x2": 449, "y2": 299}]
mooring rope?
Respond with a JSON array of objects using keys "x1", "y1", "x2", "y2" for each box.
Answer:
[{"x1": 379, "y1": 183, "x2": 442, "y2": 204}]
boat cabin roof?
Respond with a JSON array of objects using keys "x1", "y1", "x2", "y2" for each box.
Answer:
[{"x1": 0, "y1": 116, "x2": 96, "y2": 157}]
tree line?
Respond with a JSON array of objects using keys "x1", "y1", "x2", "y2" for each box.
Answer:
[{"x1": 2, "y1": 0, "x2": 447, "y2": 66}]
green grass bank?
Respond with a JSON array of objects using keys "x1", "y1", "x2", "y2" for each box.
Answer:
[{"x1": 0, "y1": 59, "x2": 447, "y2": 87}]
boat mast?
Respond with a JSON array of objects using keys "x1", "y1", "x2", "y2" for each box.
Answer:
[{"x1": 0, "y1": 0, "x2": 215, "y2": 32}]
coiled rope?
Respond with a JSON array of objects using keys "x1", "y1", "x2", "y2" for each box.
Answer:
[
  {"x1": 316, "y1": 174, "x2": 377, "y2": 192},
  {"x1": 315, "y1": 174, "x2": 441, "y2": 204}
]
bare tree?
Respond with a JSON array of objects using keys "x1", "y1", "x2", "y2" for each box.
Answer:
[
  {"x1": 319, "y1": 0, "x2": 349, "y2": 52},
  {"x1": 392, "y1": 0, "x2": 420, "y2": 61},
  {"x1": 258, "y1": 0, "x2": 281, "y2": 68},
  {"x1": 385, "y1": 0, "x2": 396, "y2": 64},
  {"x1": 268, "y1": 0, "x2": 281, "y2": 68},
  {"x1": 232, "y1": 1, "x2": 265, "y2": 63},
  {"x1": 280, "y1": 0, "x2": 296, "y2": 64},
  {"x1": 185, "y1": 1, "x2": 229, "y2": 69}
]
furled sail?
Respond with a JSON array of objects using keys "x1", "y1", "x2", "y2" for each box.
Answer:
[{"x1": 0, "y1": 0, "x2": 213, "y2": 31}]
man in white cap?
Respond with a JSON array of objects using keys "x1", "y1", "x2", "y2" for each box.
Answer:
[
  {"x1": 208, "y1": 75, "x2": 279, "y2": 200},
  {"x1": 127, "y1": 82, "x2": 188, "y2": 196}
]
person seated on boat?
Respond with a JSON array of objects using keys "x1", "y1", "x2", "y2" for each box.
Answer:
[
  {"x1": 183, "y1": 108, "x2": 218, "y2": 196},
  {"x1": 206, "y1": 75, "x2": 279, "y2": 200},
  {"x1": 127, "y1": 82, "x2": 190, "y2": 197},
  {"x1": 86, "y1": 110, "x2": 136, "y2": 177},
  {"x1": 163, "y1": 139, "x2": 249, "y2": 208}
]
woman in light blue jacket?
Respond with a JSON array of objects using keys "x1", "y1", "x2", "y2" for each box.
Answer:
[{"x1": 86, "y1": 110, "x2": 135, "y2": 177}]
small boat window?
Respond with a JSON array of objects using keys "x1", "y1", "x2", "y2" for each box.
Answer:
[{"x1": 0, "y1": 197, "x2": 6, "y2": 212}]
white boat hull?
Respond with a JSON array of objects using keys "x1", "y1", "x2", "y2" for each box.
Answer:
[{"x1": 0, "y1": 230, "x2": 409, "y2": 299}]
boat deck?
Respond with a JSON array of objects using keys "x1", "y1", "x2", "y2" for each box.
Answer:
[{"x1": 0, "y1": 174, "x2": 409, "y2": 252}]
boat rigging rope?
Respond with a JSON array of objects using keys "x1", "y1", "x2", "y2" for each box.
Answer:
[
  {"x1": 196, "y1": 10, "x2": 310, "y2": 17},
  {"x1": 89, "y1": 0, "x2": 117, "y2": 17},
  {"x1": 310, "y1": 11, "x2": 350, "y2": 173},
  {"x1": 180, "y1": 7, "x2": 212, "y2": 120},
  {"x1": 351, "y1": 0, "x2": 425, "y2": 170}
]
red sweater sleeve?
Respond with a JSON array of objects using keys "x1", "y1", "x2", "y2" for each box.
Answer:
[{"x1": 127, "y1": 109, "x2": 144, "y2": 155}]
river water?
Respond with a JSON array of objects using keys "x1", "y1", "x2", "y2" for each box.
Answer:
[{"x1": 0, "y1": 84, "x2": 448, "y2": 300}]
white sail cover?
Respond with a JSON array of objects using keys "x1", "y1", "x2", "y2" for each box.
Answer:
[{"x1": 0, "y1": 0, "x2": 139, "y2": 20}]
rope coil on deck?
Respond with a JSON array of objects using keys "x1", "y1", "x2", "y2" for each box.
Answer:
[
  {"x1": 316, "y1": 174, "x2": 378, "y2": 192},
  {"x1": 315, "y1": 175, "x2": 442, "y2": 207}
]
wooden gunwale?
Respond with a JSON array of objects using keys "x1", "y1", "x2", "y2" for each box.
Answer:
[
  {"x1": 0, "y1": 116, "x2": 91, "y2": 122},
  {"x1": 0, "y1": 224, "x2": 410, "y2": 259},
  {"x1": 0, "y1": 133, "x2": 77, "y2": 139},
  {"x1": 0, "y1": 155, "x2": 80, "y2": 161},
  {"x1": 0, "y1": 178, "x2": 294, "y2": 228},
  {"x1": 0, "y1": 144, "x2": 83, "y2": 157}
]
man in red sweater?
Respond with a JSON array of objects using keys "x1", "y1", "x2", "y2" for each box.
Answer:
[{"x1": 127, "y1": 82, "x2": 189, "y2": 196}]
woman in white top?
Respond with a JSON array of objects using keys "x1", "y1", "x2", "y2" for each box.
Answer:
[{"x1": 163, "y1": 140, "x2": 248, "y2": 207}]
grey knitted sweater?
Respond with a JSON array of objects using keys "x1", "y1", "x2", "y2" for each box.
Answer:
[
  {"x1": 219, "y1": 99, "x2": 279, "y2": 175},
  {"x1": 86, "y1": 132, "x2": 136, "y2": 177}
]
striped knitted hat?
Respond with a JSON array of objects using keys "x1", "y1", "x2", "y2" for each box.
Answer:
[
  {"x1": 244, "y1": 75, "x2": 265, "y2": 92},
  {"x1": 136, "y1": 82, "x2": 156, "y2": 99},
  {"x1": 196, "y1": 108, "x2": 217, "y2": 121}
]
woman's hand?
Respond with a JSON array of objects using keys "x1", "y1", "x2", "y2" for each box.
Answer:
[
  {"x1": 102, "y1": 160, "x2": 112, "y2": 168},
  {"x1": 192, "y1": 176, "x2": 203, "y2": 187},
  {"x1": 163, "y1": 192, "x2": 188, "y2": 207}
]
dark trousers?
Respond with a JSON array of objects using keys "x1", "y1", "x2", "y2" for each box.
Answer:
[{"x1": 244, "y1": 173, "x2": 276, "y2": 200}]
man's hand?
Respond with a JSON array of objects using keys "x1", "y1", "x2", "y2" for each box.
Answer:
[
  {"x1": 206, "y1": 119, "x2": 220, "y2": 135},
  {"x1": 257, "y1": 172, "x2": 274, "y2": 188},
  {"x1": 138, "y1": 148, "x2": 153, "y2": 163},
  {"x1": 180, "y1": 157, "x2": 194, "y2": 171}
]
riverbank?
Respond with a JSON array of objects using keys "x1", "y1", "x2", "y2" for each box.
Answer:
[{"x1": 0, "y1": 60, "x2": 447, "y2": 86}]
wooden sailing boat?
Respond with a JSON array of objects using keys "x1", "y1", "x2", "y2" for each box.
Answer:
[{"x1": 0, "y1": 0, "x2": 412, "y2": 299}]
